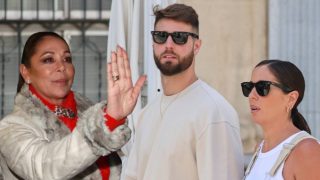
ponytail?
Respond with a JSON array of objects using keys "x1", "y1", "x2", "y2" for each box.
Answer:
[{"x1": 292, "y1": 108, "x2": 311, "y2": 134}]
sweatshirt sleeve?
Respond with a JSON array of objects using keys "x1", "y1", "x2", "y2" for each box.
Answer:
[
  {"x1": 77, "y1": 101, "x2": 131, "y2": 156},
  {"x1": 196, "y1": 121, "x2": 244, "y2": 180}
]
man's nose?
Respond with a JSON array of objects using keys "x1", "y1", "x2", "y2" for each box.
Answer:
[{"x1": 164, "y1": 35, "x2": 175, "y2": 48}]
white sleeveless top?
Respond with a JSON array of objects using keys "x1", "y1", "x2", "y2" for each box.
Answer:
[{"x1": 245, "y1": 131, "x2": 304, "y2": 180}]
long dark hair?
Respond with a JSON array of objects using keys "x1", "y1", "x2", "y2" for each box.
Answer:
[
  {"x1": 17, "y1": 31, "x2": 67, "y2": 93},
  {"x1": 256, "y1": 60, "x2": 311, "y2": 134}
]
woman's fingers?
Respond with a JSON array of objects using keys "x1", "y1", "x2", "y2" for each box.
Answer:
[
  {"x1": 107, "y1": 54, "x2": 115, "y2": 88},
  {"x1": 111, "y1": 49, "x2": 120, "y2": 82},
  {"x1": 132, "y1": 75, "x2": 146, "y2": 99},
  {"x1": 116, "y1": 46, "x2": 126, "y2": 81},
  {"x1": 122, "y1": 47, "x2": 132, "y2": 86}
]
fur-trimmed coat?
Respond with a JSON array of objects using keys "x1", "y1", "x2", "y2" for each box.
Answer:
[{"x1": 0, "y1": 84, "x2": 131, "y2": 180}]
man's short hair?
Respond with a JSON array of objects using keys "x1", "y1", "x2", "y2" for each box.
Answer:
[{"x1": 153, "y1": 3, "x2": 199, "y2": 33}]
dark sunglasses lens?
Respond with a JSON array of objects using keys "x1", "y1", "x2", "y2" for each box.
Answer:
[
  {"x1": 172, "y1": 32, "x2": 188, "y2": 44},
  {"x1": 241, "y1": 82, "x2": 253, "y2": 97},
  {"x1": 256, "y1": 81, "x2": 270, "y2": 96},
  {"x1": 153, "y1": 32, "x2": 168, "y2": 44}
]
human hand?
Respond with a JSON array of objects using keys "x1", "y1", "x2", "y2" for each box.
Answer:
[{"x1": 106, "y1": 46, "x2": 146, "y2": 120}]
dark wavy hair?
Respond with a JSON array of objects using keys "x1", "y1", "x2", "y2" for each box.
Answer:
[
  {"x1": 17, "y1": 31, "x2": 67, "y2": 93},
  {"x1": 256, "y1": 60, "x2": 311, "y2": 134}
]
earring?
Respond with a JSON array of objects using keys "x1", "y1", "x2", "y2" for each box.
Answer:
[
  {"x1": 26, "y1": 79, "x2": 31, "y2": 84},
  {"x1": 286, "y1": 105, "x2": 292, "y2": 113}
]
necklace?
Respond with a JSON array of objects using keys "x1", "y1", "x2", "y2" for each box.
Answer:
[
  {"x1": 54, "y1": 106, "x2": 76, "y2": 118},
  {"x1": 160, "y1": 93, "x2": 181, "y2": 119}
]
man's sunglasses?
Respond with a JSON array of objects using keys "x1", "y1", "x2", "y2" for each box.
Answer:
[
  {"x1": 241, "y1": 80, "x2": 293, "y2": 97},
  {"x1": 151, "y1": 31, "x2": 199, "y2": 45}
]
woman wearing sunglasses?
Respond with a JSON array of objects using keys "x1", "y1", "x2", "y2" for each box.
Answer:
[{"x1": 241, "y1": 60, "x2": 320, "y2": 180}]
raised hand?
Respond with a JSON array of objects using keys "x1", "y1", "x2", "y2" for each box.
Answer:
[{"x1": 106, "y1": 46, "x2": 146, "y2": 120}]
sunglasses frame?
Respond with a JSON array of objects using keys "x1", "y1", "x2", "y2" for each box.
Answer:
[
  {"x1": 241, "y1": 80, "x2": 293, "y2": 97},
  {"x1": 151, "y1": 31, "x2": 199, "y2": 45}
]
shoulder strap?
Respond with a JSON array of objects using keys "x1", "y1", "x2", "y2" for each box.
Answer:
[
  {"x1": 243, "y1": 142, "x2": 262, "y2": 179},
  {"x1": 268, "y1": 131, "x2": 316, "y2": 176}
]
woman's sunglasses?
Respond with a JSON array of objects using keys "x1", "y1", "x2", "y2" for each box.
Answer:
[
  {"x1": 241, "y1": 80, "x2": 293, "y2": 97},
  {"x1": 151, "y1": 31, "x2": 199, "y2": 45}
]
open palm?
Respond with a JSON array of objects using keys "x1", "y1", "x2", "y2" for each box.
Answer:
[{"x1": 106, "y1": 46, "x2": 146, "y2": 120}]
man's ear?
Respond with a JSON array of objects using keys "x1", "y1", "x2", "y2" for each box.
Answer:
[
  {"x1": 193, "y1": 39, "x2": 202, "y2": 55},
  {"x1": 20, "y1": 64, "x2": 30, "y2": 82}
]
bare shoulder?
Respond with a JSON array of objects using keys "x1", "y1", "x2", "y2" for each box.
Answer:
[
  {"x1": 293, "y1": 138, "x2": 320, "y2": 156},
  {"x1": 284, "y1": 138, "x2": 320, "y2": 179}
]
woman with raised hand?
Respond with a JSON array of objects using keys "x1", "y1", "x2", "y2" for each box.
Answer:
[{"x1": 0, "y1": 31, "x2": 145, "y2": 180}]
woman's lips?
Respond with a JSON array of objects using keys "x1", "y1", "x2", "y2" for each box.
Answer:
[
  {"x1": 52, "y1": 79, "x2": 68, "y2": 85},
  {"x1": 250, "y1": 105, "x2": 260, "y2": 113}
]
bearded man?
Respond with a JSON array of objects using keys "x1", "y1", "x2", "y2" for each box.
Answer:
[{"x1": 123, "y1": 3, "x2": 244, "y2": 180}]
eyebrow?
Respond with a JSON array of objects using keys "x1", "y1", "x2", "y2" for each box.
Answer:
[{"x1": 40, "y1": 50, "x2": 71, "y2": 57}]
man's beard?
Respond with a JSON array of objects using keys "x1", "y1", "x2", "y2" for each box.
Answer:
[{"x1": 153, "y1": 49, "x2": 194, "y2": 76}]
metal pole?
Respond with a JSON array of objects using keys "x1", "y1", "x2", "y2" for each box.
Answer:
[
  {"x1": 83, "y1": 0, "x2": 86, "y2": 19},
  {"x1": 36, "y1": 0, "x2": 39, "y2": 19},
  {"x1": 4, "y1": 0, "x2": 7, "y2": 20},
  {"x1": 20, "y1": 0, "x2": 23, "y2": 20},
  {"x1": 64, "y1": 0, "x2": 70, "y2": 19},
  {"x1": 98, "y1": 52, "x2": 102, "y2": 101},
  {"x1": 82, "y1": 27, "x2": 86, "y2": 95},
  {"x1": 52, "y1": 0, "x2": 55, "y2": 20},
  {"x1": 0, "y1": 37, "x2": 5, "y2": 118},
  {"x1": 99, "y1": 0, "x2": 102, "y2": 19}
]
